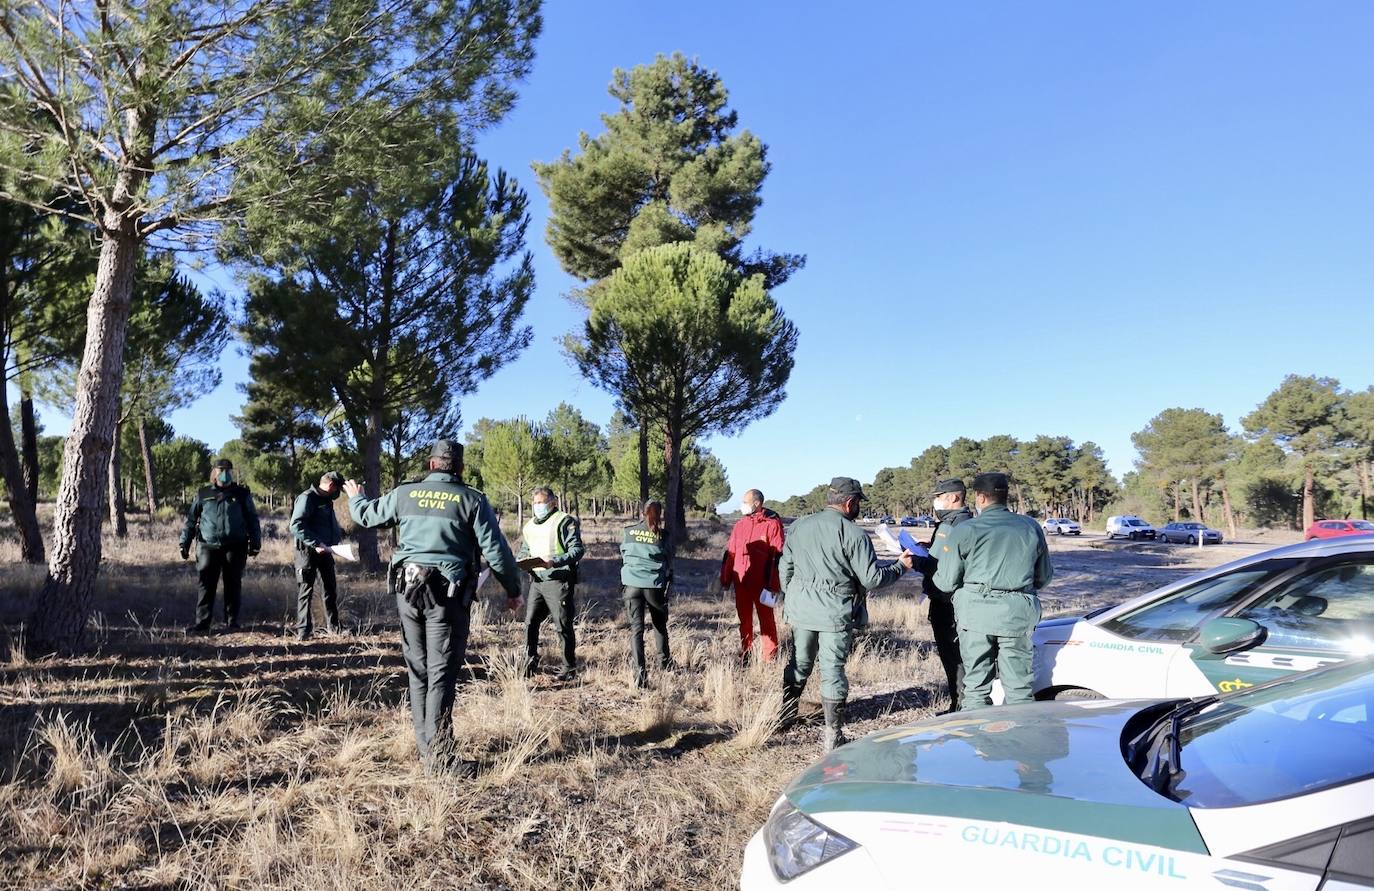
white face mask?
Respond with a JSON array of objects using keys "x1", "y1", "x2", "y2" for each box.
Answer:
[
  {"x1": 533, "y1": 502, "x2": 552, "y2": 520},
  {"x1": 740, "y1": 503, "x2": 755, "y2": 516}
]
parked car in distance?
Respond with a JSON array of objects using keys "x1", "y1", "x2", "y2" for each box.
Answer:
[
  {"x1": 1043, "y1": 517, "x2": 1082, "y2": 535},
  {"x1": 1158, "y1": 521, "x2": 1223, "y2": 544},
  {"x1": 1306, "y1": 519, "x2": 1374, "y2": 541},
  {"x1": 878, "y1": 515, "x2": 896, "y2": 526},
  {"x1": 1105, "y1": 515, "x2": 1156, "y2": 540},
  {"x1": 912, "y1": 515, "x2": 936, "y2": 527},
  {"x1": 899, "y1": 516, "x2": 919, "y2": 527}
]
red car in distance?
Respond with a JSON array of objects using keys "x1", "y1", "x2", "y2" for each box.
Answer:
[{"x1": 1305, "y1": 518, "x2": 1374, "y2": 540}]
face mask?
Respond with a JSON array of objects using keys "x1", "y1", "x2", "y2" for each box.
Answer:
[
  {"x1": 217, "y1": 471, "x2": 233, "y2": 485},
  {"x1": 740, "y1": 503, "x2": 755, "y2": 516},
  {"x1": 533, "y1": 502, "x2": 552, "y2": 521}
]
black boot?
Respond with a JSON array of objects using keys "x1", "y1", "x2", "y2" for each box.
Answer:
[
  {"x1": 821, "y1": 698, "x2": 847, "y2": 753},
  {"x1": 780, "y1": 681, "x2": 802, "y2": 729}
]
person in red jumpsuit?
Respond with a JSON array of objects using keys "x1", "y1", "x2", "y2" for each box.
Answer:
[{"x1": 720, "y1": 488, "x2": 785, "y2": 662}]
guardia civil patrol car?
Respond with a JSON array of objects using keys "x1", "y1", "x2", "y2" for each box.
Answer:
[
  {"x1": 742, "y1": 657, "x2": 1374, "y2": 889},
  {"x1": 1034, "y1": 535, "x2": 1374, "y2": 701}
]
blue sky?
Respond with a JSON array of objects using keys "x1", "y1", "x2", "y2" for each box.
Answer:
[{"x1": 43, "y1": 2, "x2": 1374, "y2": 502}]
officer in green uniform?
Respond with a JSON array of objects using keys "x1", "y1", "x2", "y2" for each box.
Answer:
[
  {"x1": 619, "y1": 499, "x2": 672, "y2": 688},
  {"x1": 289, "y1": 470, "x2": 345, "y2": 640},
  {"x1": 179, "y1": 458, "x2": 262, "y2": 635},
  {"x1": 345, "y1": 440, "x2": 523, "y2": 772},
  {"x1": 933, "y1": 472, "x2": 1053, "y2": 709},
  {"x1": 915, "y1": 479, "x2": 976, "y2": 712},
  {"x1": 779, "y1": 477, "x2": 915, "y2": 751},
  {"x1": 517, "y1": 487, "x2": 586, "y2": 681}
]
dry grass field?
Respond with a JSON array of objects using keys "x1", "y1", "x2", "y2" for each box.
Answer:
[{"x1": 0, "y1": 515, "x2": 1256, "y2": 889}]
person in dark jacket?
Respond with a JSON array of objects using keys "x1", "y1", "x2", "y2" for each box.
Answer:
[
  {"x1": 619, "y1": 500, "x2": 672, "y2": 688},
  {"x1": 290, "y1": 471, "x2": 345, "y2": 639},
  {"x1": 345, "y1": 440, "x2": 523, "y2": 773},
  {"x1": 915, "y1": 479, "x2": 976, "y2": 712},
  {"x1": 517, "y1": 487, "x2": 586, "y2": 681},
  {"x1": 179, "y1": 458, "x2": 262, "y2": 635}
]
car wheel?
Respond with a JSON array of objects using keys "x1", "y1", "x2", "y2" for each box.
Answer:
[
  {"x1": 1187, "y1": 535, "x2": 1196, "y2": 545},
  {"x1": 1053, "y1": 688, "x2": 1105, "y2": 701}
]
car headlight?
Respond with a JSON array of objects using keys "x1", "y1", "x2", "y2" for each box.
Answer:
[{"x1": 764, "y1": 801, "x2": 858, "y2": 881}]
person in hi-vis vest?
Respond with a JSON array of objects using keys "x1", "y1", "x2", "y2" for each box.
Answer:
[{"x1": 517, "y1": 487, "x2": 586, "y2": 681}]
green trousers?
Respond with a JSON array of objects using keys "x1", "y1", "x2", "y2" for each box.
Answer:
[
  {"x1": 396, "y1": 587, "x2": 472, "y2": 764},
  {"x1": 958, "y1": 630, "x2": 1034, "y2": 708},
  {"x1": 783, "y1": 627, "x2": 854, "y2": 701}
]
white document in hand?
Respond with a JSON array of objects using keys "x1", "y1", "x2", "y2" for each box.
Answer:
[
  {"x1": 330, "y1": 543, "x2": 357, "y2": 562},
  {"x1": 759, "y1": 590, "x2": 777, "y2": 608},
  {"x1": 477, "y1": 568, "x2": 491, "y2": 591},
  {"x1": 875, "y1": 523, "x2": 904, "y2": 555}
]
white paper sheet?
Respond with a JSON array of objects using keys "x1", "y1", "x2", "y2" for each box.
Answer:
[{"x1": 329, "y1": 543, "x2": 357, "y2": 562}]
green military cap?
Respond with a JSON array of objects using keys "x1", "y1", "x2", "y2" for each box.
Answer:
[
  {"x1": 214, "y1": 458, "x2": 233, "y2": 470},
  {"x1": 931, "y1": 478, "x2": 966, "y2": 496},
  {"x1": 430, "y1": 439, "x2": 463, "y2": 461},
  {"x1": 828, "y1": 476, "x2": 868, "y2": 501},
  {"x1": 971, "y1": 472, "x2": 1010, "y2": 494}
]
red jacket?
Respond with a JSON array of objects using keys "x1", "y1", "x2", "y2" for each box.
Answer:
[{"x1": 720, "y1": 509, "x2": 785, "y2": 595}]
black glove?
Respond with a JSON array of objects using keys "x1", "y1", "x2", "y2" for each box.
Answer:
[{"x1": 180, "y1": 545, "x2": 190, "y2": 560}]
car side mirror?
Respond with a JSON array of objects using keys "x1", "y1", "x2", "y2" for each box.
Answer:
[{"x1": 1199, "y1": 618, "x2": 1267, "y2": 656}]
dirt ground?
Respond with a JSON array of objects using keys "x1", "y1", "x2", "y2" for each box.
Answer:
[{"x1": 0, "y1": 516, "x2": 1291, "y2": 889}]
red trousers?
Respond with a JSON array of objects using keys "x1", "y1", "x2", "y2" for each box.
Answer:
[{"x1": 735, "y1": 587, "x2": 778, "y2": 661}]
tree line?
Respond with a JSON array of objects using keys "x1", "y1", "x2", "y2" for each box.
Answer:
[
  {"x1": 1, "y1": 4, "x2": 799, "y2": 653},
  {"x1": 767, "y1": 374, "x2": 1374, "y2": 534},
  {"x1": 768, "y1": 435, "x2": 1117, "y2": 523}
]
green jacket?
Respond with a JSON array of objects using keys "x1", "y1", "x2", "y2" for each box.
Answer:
[
  {"x1": 620, "y1": 520, "x2": 671, "y2": 589},
  {"x1": 917, "y1": 506, "x2": 975, "y2": 599},
  {"x1": 180, "y1": 484, "x2": 262, "y2": 551},
  {"x1": 347, "y1": 471, "x2": 521, "y2": 597},
  {"x1": 778, "y1": 507, "x2": 906, "y2": 632},
  {"x1": 516, "y1": 512, "x2": 585, "y2": 583},
  {"x1": 931, "y1": 503, "x2": 1054, "y2": 636},
  {"x1": 289, "y1": 486, "x2": 343, "y2": 550}
]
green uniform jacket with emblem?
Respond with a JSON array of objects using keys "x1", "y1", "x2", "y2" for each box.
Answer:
[
  {"x1": 931, "y1": 504, "x2": 1053, "y2": 636},
  {"x1": 347, "y1": 471, "x2": 521, "y2": 597},
  {"x1": 516, "y1": 511, "x2": 585, "y2": 583},
  {"x1": 917, "y1": 506, "x2": 975, "y2": 598},
  {"x1": 620, "y1": 521, "x2": 671, "y2": 588},
  {"x1": 778, "y1": 508, "x2": 907, "y2": 632},
  {"x1": 289, "y1": 486, "x2": 343, "y2": 550},
  {"x1": 180, "y1": 484, "x2": 262, "y2": 551}
]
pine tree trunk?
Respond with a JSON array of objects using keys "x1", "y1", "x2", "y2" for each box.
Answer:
[
  {"x1": 1172, "y1": 481, "x2": 1182, "y2": 521},
  {"x1": 637, "y1": 418, "x2": 649, "y2": 505},
  {"x1": 108, "y1": 418, "x2": 128, "y2": 537},
  {"x1": 138, "y1": 416, "x2": 159, "y2": 513},
  {"x1": 1191, "y1": 479, "x2": 1205, "y2": 525},
  {"x1": 30, "y1": 226, "x2": 141, "y2": 652},
  {"x1": 1302, "y1": 464, "x2": 1315, "y2": 530},
  {"x1": 0, "y1": 382, "x2": 45, "y2": 563},
  {"x1": 359, "y1": 409, "x2": 384, "y2": 572},
  {"x1": 1221, "y1": 481, "x2": 1238, "y2": 541},
  {"x1": 20, "y1": 387, "x2": 39, "y2": 504},
  {"x1": 664, "y1": 424, "x2": 687, "y2": 544},
  {"x1": 1359, "y1": 460, "x2": 1370, "y2": 521}
]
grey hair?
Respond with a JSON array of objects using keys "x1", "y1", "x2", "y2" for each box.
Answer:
[
  {"x1": 531, "y1": 486, "x2": 556, "y2": 501},
  {"x1": 826, "y1": 490, "x2": 851, "y2": 507}
]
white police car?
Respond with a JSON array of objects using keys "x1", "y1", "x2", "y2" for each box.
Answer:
[
  {"x1": 1035, "y1": 535, "x2": 1374, "y2": 701},
  {"x1": 742, "y1": 657, "x2": 1374, "y2": 889}
]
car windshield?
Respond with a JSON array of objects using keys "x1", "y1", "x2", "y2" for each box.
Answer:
[
  {"x1": 1100, "y1": 565, "x2": 1278, "y2": 641},
  {"x1": 1164, "y1": 659, "x2": 1374, "y2": 807},
  {"x1": 1355, "y1": 521, "x2": 1374, "y2": 531}
]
